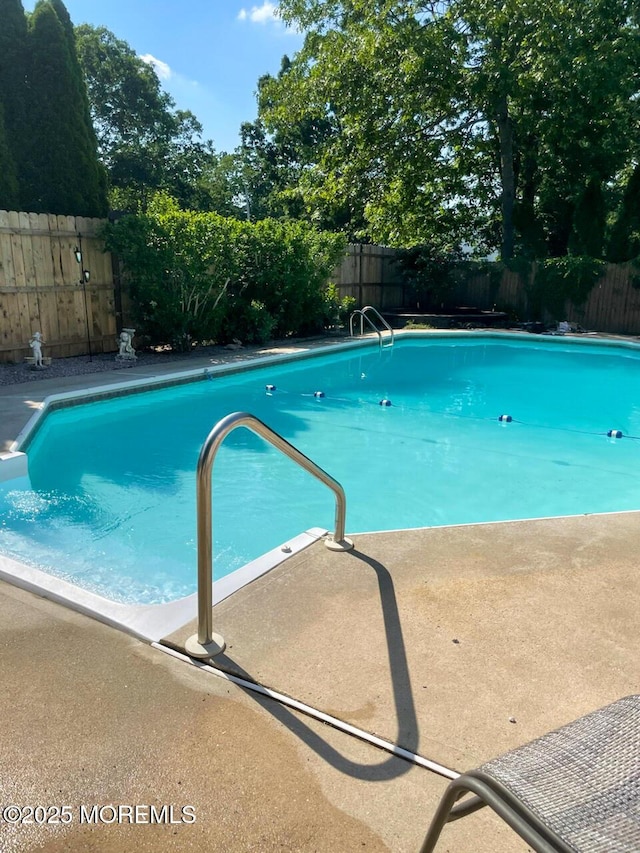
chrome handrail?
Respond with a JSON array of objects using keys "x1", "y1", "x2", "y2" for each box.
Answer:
[
  {"x1": 349, "y1": 306, "x2": 394, "y2": 348},
  {"x1": 350, "y1": 309, "x2": 382, "y2": 345},
  {"x1": 185, "y1": 412, "x2": 354, "y2": 659}
]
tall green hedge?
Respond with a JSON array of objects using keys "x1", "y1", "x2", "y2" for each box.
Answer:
[
  {"x1": 21, "y1": 1, "x2": 107, "y2": 216},
  {"x1": 0, "y1": 0, "x2": 28, "y2": 209},
  {"x1": 0, "y1": 102, "x2": 19, "y2": 210},
  {"x1": 104, "y1": 201, "x2": 347, "y2": 350}
]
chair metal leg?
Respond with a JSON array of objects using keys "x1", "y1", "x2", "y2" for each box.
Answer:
[
  {"x1": 420, "y1": 780, "x2": 470, "y2": 853},
  {"x1": 420, "y1": 774, "x2": 570, "y2": 853}
]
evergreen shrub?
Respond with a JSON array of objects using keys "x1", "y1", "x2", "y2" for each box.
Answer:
[{"x1": 103, "y1": 200, "x2": 346, "y2": 350}]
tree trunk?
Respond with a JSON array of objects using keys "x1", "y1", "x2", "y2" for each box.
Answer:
[{"x1": 497, "y1": 93, "x2": 515, "y2": 261}]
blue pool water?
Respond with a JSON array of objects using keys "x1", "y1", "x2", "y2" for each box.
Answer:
[{"x1": 2, "y1": 335, "x2": 640, "y2": 605}]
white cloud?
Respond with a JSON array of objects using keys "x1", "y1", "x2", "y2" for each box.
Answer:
[
  {"x1": 237, "y1": 2, "x2": 278, "y2": 25},
  {"x1": 252, "y1": 1, "x2": 279, "y2": 23},
  {"x1": 139, "y1": 53, "x2": 172, "y2": 81},
  {"x1": 237, "y1": 2, "x2": 300, "y2": 35}
]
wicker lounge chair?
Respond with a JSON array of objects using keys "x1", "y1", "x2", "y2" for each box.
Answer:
[{"x1": 421, "y1": 694, "x2": 640, "y2": 853}]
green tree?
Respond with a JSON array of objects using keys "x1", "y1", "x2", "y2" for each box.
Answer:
[
  {"x1": 569, "y1": 178, "x2": 606, "y2": 258},
  {"x1": 190, "y1": 152, "x2": 245, "y2": 219},
  {"x1": 21, "y1": 1, "x2": 106, "y2": 215},
  {"x1": 237, "y1": 56, "x2": 352, "y2": 228},
  {"x1": 608, "y1": 165, "x2": 640, "y2": 262},
  {"x1": 0, "y1": 0, "x2": 29, "y2": 208},
  {"x1": 269, "y1": 0, "x2": 640, "y2": 257},
  {"x1": 75, "y1": 24, "x2": 232, "y2": 213},
  {"x1": 104, "y1": 205, "x2": 346, "y2": 349},
  {"x1": 0, "y1": 102, "x2": 19, "y2": 210}
]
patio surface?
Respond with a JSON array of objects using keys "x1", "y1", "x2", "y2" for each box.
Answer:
[{"x1": 0, "y1": 347, "x2": 638, "y2": 852}]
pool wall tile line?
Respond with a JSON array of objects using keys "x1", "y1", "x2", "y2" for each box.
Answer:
[
  {"x1": 10, "y1": 337, "x2": 377, "y2": 453},
  {"x1": 346, "y1": 505, "x2": 640, "y2": 541}
]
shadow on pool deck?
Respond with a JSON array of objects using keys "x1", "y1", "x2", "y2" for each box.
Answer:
[
  {"x1": 1, "y1": 344, "x2": 639, "y2": 851},
  {"x1": 3, "y1": 512, "x2": 637, "y2": 852},
  {"x1": 163, "y1": 515, "x2": 640, "y2": 779}
]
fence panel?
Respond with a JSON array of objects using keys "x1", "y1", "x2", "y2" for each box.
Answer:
[
  {"x1": 335, "y1": 248, "x2": 640, "y2": 336},
  {"x1": 0, "y1": 210, "x2": 119, "y2": 362},
  {"x1": 452, "y1": 262, "x2": 640, "y2": 335},
  {"x1": 334, "y1": 244, "x2": 407, "y2": 309}
]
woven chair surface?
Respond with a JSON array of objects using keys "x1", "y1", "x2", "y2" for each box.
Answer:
[{"x1": 479, "y1": 695, "x2": 640, "y2": 853}]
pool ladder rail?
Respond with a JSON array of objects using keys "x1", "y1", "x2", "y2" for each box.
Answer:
[
  {"x1": 350, "y1": 306, "x2": 395, "y2": 349},
  {"x1": 185, "y1": 412, "x2": 354, "y2": 659}
]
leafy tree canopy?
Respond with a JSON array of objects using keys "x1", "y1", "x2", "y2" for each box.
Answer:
[
  {"x1": 608, "y1": 164, "x2": 640, "y2": 262},
  {"x1": 263, "y1": 0, "x2": 640, "y2": 258},
  {"x1": 236, "y1": 56, "x2": 355, "y2": 229},
  {"x1": 0, "y1": 101, "x2": 19, "y2": 209},
  {"x1": 75, "y1": 24, "x2": 240, "y2": 214}
]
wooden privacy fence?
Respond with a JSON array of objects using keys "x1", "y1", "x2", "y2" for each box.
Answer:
[
  {"x1": 334, "y1": 244, "x2": 407, "y2": 309},
  {"x1": 0, "y1": 210, "x2": 118, "y2": 363},
  {"x1": 448, "y1": 263, "x2": 640, "y2": 335},
  {"x1": 3, "y1": 221, "x2": 640, "y2": 363},
  {"x1": 334, "y1": 247, "x2": 640, "y2": 337}
]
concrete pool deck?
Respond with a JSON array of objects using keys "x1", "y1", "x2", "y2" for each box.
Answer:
[{"x1": 0, "y1": 345, "x2": 639, "y2": 851}]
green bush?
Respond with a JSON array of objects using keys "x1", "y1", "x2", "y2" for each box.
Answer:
[
  {"x1": 321, "y1": 283, "x2": 356, "y2": 328},
  {"x1": 234, "y1": 219, "x2": 346, "y2": 338},
  {"x1": 103, "y1": 199, "x2": 347, "y2": 349},
  {"x1": 395, "y1": 244, "x2": 461, "y2": 309}
]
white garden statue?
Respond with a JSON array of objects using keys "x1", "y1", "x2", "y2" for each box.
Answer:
[
  {"x1": 116, "y1": 328, "x2": 137, "y2": 361},
  {"x1": 29, "y1": 331, "x2": 45, "y2": 368}
]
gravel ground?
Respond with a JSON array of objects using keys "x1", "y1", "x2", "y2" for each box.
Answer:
[
  {"x1": 0, "y1": 347, "x2": 224, "y2": 387},
  {"x1": 0, "y1": 336, "x2": 346, "y2": 387}
]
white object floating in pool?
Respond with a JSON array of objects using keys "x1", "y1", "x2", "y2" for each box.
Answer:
[
  {"x1": 379, "y1": 399, "x2": 392, "y2": 407},
  {"x1": 313, "y1": 390, "x2": 325, "y2": 398},
  {"x1": 498, "y1": 414, "x2": 513, "y2": 422},
  {"x1": 607, "y1": 429, "x2": 624, "y2": 439},
  {"x1": 266, "y1": 384, "x2": 276, "y2": 393}
]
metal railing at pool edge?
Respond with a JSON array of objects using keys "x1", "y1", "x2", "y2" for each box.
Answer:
[
  {"x1": 349, "y1": 306, "x2": 395, "y2": 348},
  {"x1": 185, "y1": 411, "x2": 354, "y2": 659}
]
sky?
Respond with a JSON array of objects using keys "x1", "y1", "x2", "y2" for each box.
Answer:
[{"x1": 22, "y1": 0, "x2": 304, "y2": 153}]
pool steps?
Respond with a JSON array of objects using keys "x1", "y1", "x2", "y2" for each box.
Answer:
[{"x1": 0, "y1": 451, "x2": 27, "y2": 481}]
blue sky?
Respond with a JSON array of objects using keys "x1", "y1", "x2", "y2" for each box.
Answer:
[{"x1": 23, "y1": 1, "x2": 304, "y2": 153}]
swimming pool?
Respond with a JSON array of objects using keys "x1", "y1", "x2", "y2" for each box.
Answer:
[{"x1": 2, "y1": 332, "x2": 640, "y2": 615}]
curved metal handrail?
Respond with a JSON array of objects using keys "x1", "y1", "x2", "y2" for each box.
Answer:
[
  {"x1": 349, "y1": 306, "x2": 394, "y2": 347},
  {"x1": 185, "y1": 412, "x2": 354, "y2": 659},
  {"x1": 350, "y1": 309, "x2": 382, "y2": 344}
]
